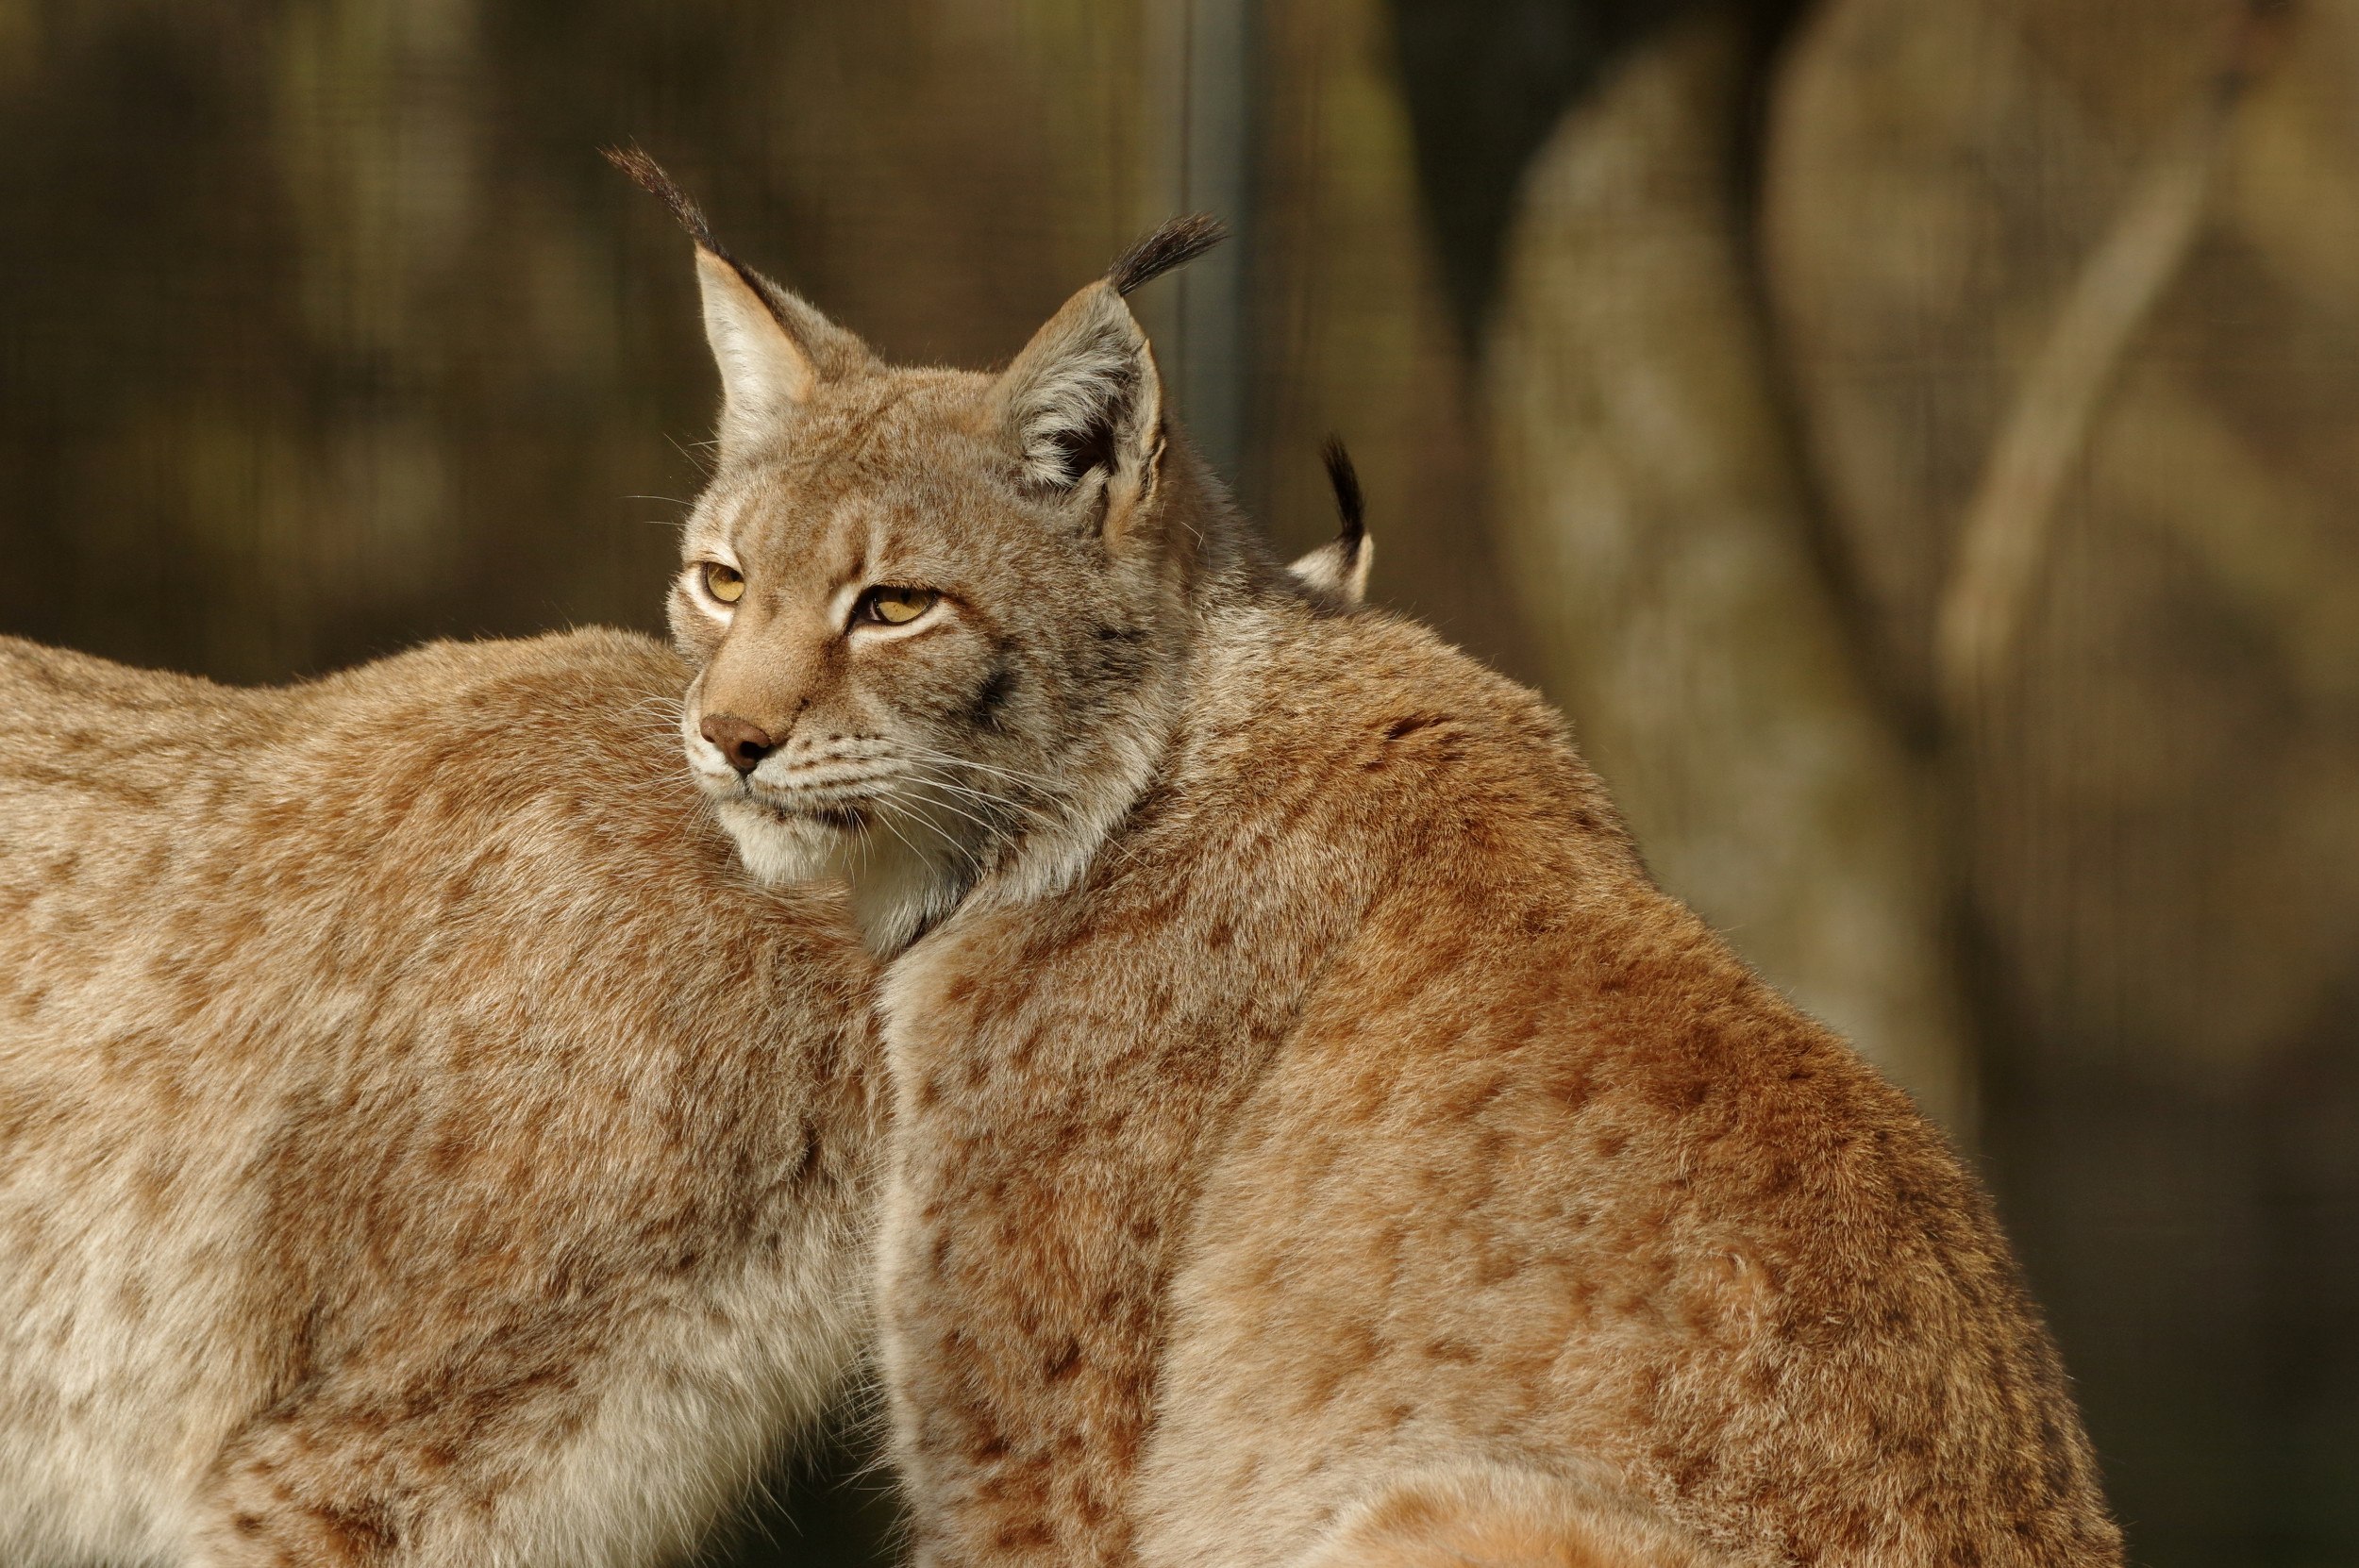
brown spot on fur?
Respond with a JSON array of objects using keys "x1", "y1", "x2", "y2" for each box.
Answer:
[
  {"x1": 313, "y1": 1500, "x2": 399, "y2": 1559},
  {"x1": 1382, "y1": 712, "x2": 1445, "y2": 742},
  {"x1": 991, "y1": 1520, "x2": 1054, "y2": 1552}
]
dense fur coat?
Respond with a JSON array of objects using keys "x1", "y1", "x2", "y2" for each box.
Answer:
[
  {"x1": 628, "y1": 167, "x2": 2123, "y2": 1568},
  {"x1": 0, "y1": 629, "x2": 880, "y2": 1566},
  {"x1": 880, "y1": 600, "x2": 2119, "y2": 1568}
]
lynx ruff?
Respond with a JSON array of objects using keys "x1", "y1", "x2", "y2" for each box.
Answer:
[{"x1": 627, "y1": 155, "x2": 2123, "y2": 1568}]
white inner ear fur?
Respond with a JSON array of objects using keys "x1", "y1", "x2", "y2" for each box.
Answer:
[
  {"x1": 1287, "y1": 533, "x2": 1374, "y2": 607},
  {"x1": 999, "y1": 284, "x2": 1161, "y2": 492},
  {"x1": 697, "y1": 248, "x2": 816, "y2": 458}
]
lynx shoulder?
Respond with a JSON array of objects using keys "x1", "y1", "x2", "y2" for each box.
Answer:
[
  {"x1": 0, "y1": 627, "x2": 880, "y2": 1567},
  {"x1": 627, "y1": 159, "x2": 2120, "y2": 1568}
]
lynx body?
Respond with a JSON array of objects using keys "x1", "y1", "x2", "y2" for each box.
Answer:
[
  {"x1": 878, "y1": 600, "x2": 2116, "y2": 1568},
  {"x1": 0, "y1": 628, "x2": 879, "y2": 1566},
  {"x1": 622, "y1": 156, "x2": 2121, "y2": 1568}
]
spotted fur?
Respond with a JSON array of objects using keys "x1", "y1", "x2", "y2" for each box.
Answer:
[
  {"x1": 0, "y1": 629, "x2": 882, "y2": 1566},
  {"x1": 640, "y1": 186, "x2": 2124, "y2": 1568}
]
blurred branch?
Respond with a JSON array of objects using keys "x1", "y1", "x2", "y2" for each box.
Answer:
[{"x1": 1934, "y1": 17, "x2": 2276, "y2": 727}]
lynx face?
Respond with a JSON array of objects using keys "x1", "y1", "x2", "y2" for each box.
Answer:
[
  {"x1": 629, "y1": 158, "x2": 1360, "y2": 949},
  {"x1": 668, "y1": 358, "x2": 1192, "y2": 952}
]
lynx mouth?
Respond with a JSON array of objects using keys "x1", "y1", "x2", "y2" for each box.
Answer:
[
  {"x1": 694, "y1": 761, "x2": 878, "y2": 834},
  {"x1": 749, "y1": 793, "x2": 870, "y2": 833}
]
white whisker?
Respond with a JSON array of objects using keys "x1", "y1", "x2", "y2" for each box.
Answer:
[
  {"x1": 891, "y1": 780, "x2": 1010, "y2": 842},
  {"x1": 904, "y1": 773, "x2": 1059, "y2": 830},
  {"x1": 865, "y1": 797, "x2": 930, "y2": 863},
  {"x1": 883, "y1": 740, "x2": 1068, "y2": 792}
]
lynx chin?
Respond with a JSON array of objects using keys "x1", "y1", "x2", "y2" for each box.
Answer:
[{"x1": 623, "y1": 148, "x2": 2121, "y2": 1568}]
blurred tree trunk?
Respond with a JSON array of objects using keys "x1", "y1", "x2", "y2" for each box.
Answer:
[
  {"x1": 1483, "y1": 6, "x2": 1975, "y2": 1132},
  {"x1": 1765, "y1": 0, "x2": 2359, "y2": 1557}
]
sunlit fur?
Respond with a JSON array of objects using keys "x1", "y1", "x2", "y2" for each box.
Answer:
[
  {"x1": 660, "y1": 210, "x2": 2122, "y2": 1568},
  {"x1": 667, "y1": 249, "x2": 1352, "y2": 954},
  {"x1": 0, "y1": 630, "x2": 880, "y2": 1567}
]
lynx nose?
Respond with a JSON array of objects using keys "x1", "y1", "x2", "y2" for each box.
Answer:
[{"x1": 700, "y1": 714, "x2": 776, "y2": 776}]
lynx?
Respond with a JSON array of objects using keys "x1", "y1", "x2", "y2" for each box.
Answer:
[
  {"x1": 624, "y1": 154, "x2": 2120, "y2": 1568},
  {"x1": 0, "y1": 629, "x2": 882, "y2": 1566},
  {"x1": 0, "y1": 395, "x2": 1364, "y2": 1568}
]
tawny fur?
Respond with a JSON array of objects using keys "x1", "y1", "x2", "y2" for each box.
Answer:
[
  {"x1": 1298, "y1": 1467, "x2": 1724, "y2": 1568},
  {"x1": 636, "y1": 187, "x2": 2123, "y2": 1568},
  {"x1": 0, "y1": 629, "x2": 882, "y2": 1567},
  {"x1": 879, "y1": 603, "x2": 2117, "y2": 1568}
]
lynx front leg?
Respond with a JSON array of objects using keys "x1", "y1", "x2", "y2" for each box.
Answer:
[
  {"x1": 187, "y1": 1411, "x2": 424, "y2": 1568},
  {"x1": 185, "y1": 1366, "x2": 617, "y2": 1568},
  {"x1": 1301, "y1": 1467, "x2": 1726, "y2": 1568},
  {"x1": 187, "y1": 1319, "x2": 822, "y2": 1568}
]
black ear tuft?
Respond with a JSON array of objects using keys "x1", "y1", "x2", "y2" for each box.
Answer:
[
  {"x1": 604, "y1": 143, "x2": 735, "y2": 262},
  {"x1": 1108, "y1": 213, "x2": 1230, "y2": 296},
  {"x1": 1321, "y1": 435, "x2": 1365, "y2": 558}
]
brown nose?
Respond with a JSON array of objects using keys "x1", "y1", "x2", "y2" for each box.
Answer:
[{"x1": 700, "y1": 714, "x2": 777, "y2": 776}]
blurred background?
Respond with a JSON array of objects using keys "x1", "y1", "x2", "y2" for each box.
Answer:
[{"x1": 3, "y1": 0, "x2": 2355, "y2": 1561}]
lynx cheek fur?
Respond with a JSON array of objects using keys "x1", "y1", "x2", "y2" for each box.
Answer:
[
  {"x1": 628, "y1": 158, "x2": 2120, "y2": 1568},
  {"x1": 0, "y1": 628, "x2": 880, "y2": 1567}
]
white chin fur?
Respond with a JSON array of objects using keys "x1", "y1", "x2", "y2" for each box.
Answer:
[
  {"x1": 714, "y1": 799, "x2": 854, "y2": 888},
  {"x1": 713, "y1": 796, "x2": 972, "y2": 955}
]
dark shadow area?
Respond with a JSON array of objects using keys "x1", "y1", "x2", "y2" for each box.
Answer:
[{"x1": 707, "y1": 1382, "x2": 904, "y2": 1568}]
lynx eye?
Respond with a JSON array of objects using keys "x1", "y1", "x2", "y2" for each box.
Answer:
[
  {"x1": 856, "y1": 587, "x2": 939, "y2": 627},
  {"x1": 702, "y1": 562, "x2": 745, "y2": 605}
]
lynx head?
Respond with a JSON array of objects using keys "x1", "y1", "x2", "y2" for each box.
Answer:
[{"x1": 614, "y1": 151, "x2": 1364, "y2": 951}]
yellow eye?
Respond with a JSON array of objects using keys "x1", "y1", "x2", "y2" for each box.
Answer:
[
  {"x1": 703, "y1": 562, "x2": 745, "y2": 604},
  {"x1": 860, "y1": 587, "x2": 938, "y2": 626}
]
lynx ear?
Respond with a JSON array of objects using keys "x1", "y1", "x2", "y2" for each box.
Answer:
[
  {"x1": 605, "y1": 144, "x2": 871, "y2": 460},
  {"x1": 695, "y1": 251, "x2": 823, "y2": 458},
  {"x1": 990, "y1": 215, "x2": 1228, "y2": 531},
  {"x1": 992, "y1": 280, "x2": 1163, "y2": 511},
  {"x1": 1288, "y1": 436, "x2": 1373, "y2": 605},
  {"x1": 1287, "y1": 533, "x2": 1373, "y2": 605}
]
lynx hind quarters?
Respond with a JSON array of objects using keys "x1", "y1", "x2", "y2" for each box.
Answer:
[
  {"x1": 1301, "y1": 1469, "x2": 1728, "y2": 1568},
  {"x1": 0, "y1": 628, "x2": 878, "y2": 1568}
]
